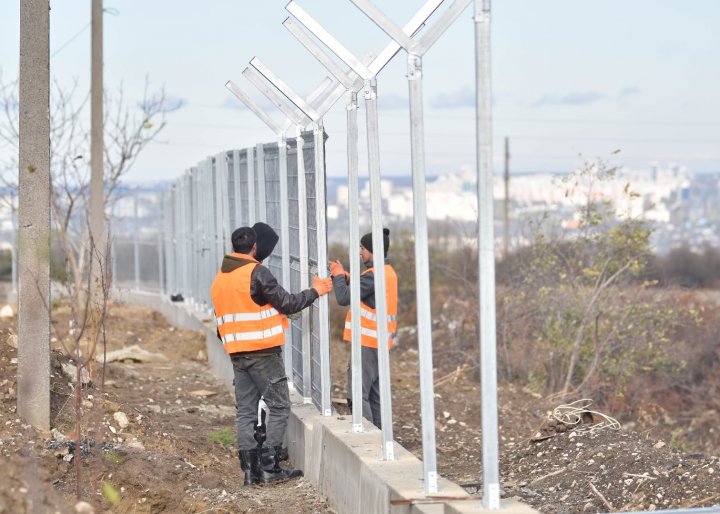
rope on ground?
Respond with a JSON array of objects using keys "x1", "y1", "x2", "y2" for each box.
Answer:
[{"x1": 549, "y1": 399, "x2": 621, "y2": 434}]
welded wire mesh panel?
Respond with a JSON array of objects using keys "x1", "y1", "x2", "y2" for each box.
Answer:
[
  {"x1": 304, "y1": 140, "x2": 318, "y2": 267},
  {"x1": 263, "y1": 143, "x2": 283, "y2": 280},
  {"x1": 251, "y1": 147, "x2": 259, "y2": 225},
  {"x1": 112, "y1": 238, "x2": 136, "y2": 288},
  {"x1": 290, "y1": 258, "x2": 303, "y2": 391},
  {"x1": 110, "y1": 194, "x2": 164, "y2": 293},
  {"x1": 226, "y1": 151, "x2": 239, "y2": 232},
  {"x1": 286, "y1": 141, "x2": 300, "y2": 260},
  {"x1": 310, "y1": 298, "x2": 322, "y2": 406}
]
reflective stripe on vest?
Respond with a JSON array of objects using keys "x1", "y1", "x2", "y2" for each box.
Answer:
[
  {"x1": 343, "y1": 264, "x2": 398, "y2": 349},
  {"x1": 216, "y1": 307, "x2": 281, "y2": 325},
  {"x1": 210, "y1": 255, "x2": 286, "y2": 354}
]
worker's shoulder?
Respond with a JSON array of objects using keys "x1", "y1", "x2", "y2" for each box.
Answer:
[{"x1": 251, "y1": 263, "x2": 278, "y2": 280}]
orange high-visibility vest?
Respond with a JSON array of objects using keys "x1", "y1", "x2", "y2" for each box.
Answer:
[
  {"x1": 210, "y1": 255, "x2": 285, "y2": 354},
  {"x1": 343, "y1": 264, "x2": 398, "y2": 349}
]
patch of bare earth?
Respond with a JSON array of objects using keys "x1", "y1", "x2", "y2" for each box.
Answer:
[
  {"x1": 1, "y1": 301, "x2": 334, "y2": 513},
  {"x1": 331, "y1": 326, "x2": 720, "y2": 513},
  {"x1": 4, "y1": 293, "x2": 720, "y2": 513}
]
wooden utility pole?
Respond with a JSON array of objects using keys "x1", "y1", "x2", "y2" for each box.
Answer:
[
  {"x1": 90, "y1": 0, "x2": 106, "y2": 293},
  {"x1": 503, "y1": 136, "x2": 510, "y2": 258},
  {"x1": 17, "y1": 0, "x2": 51, "y2": 430}
]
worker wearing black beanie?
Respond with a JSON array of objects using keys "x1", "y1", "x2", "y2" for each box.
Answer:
[
  {"x1": 252, "y1": 222, "x2": 280, "y2": 262},
  {"x1": 328, "y1": 227, "x2": 398, "y2": 429},
  {"x1": 359, "y1": 228, "x2": 390, "y2": 257}
]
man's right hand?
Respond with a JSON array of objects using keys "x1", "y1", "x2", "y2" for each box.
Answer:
[
  {"x1": 312, "y1": 275, "x2": 333, "y2": 296},
  {"x1": 328, "y1": 260, "x2": 345, "y2": 277}
]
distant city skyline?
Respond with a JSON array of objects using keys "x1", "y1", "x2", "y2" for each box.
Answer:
[{"x1": 1, "y1": 1, "x2": 719, "y2": 183}]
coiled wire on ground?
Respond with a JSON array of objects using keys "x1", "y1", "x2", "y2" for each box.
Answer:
[{"x1": 550, "y1": 399, "x2": 621, "y2": 433}]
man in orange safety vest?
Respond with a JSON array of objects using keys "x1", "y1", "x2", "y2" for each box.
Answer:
[
  {"x1": 329, "y1": 228, "x2": 398, "y2": 429},
  {"x1": 211, "y1": 223, "x2": 332, "y2": 485}
]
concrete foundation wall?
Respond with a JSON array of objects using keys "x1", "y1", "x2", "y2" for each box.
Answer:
[{"x1": 114, "y1": 290, "x2": 537, "y2": 514}]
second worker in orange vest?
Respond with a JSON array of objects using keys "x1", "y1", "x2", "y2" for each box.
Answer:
[
  {"x1": 329, "y1": 228, "x2": 398, "y2": 429},
  {"x1": 210, "y1": 223, "x2": 333, "y2": 486}
]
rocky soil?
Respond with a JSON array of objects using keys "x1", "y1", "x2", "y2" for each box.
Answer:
[
  {"x1": 1, "y1": 295, "x2": 719, "y2": 513},
  {"x1": 0, "y1": 302, "x2": 333, "y2": 514}
]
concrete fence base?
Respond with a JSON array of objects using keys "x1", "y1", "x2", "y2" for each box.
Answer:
[{"x1": 114, "y1": 289, "x2": 536, "y2": 514}]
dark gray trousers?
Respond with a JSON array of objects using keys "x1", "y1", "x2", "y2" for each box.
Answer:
[
  {"x1": 231, "y1": 353, "x2": 290, "y2": 450},
  {"x1": 347, "y1": 346, "x2": 382, "y2": 429}
]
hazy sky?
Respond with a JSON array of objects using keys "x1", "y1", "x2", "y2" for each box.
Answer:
[{"x1": 1, "y1": 1, "x2": 718, "y2": 183}]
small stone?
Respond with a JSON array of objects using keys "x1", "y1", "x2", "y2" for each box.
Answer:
[
  {"x1": 74, "y1": 501, "x2": 95, "y2": 513},
  {"x1": 654, "y1": 441, "x2": 666, "y2": 449},
  {"x1": 113, "y1": 412, "x2": 130, "y2": 429},
  {"x1": 0, "y1": 305, "x2": 14, "y2": 319},
  {"x1": 108, "y1": 425, "x2": 117, "y2": 434},
  {"x1": 63, "y1": 453, "x2": 74, "y2": 462},
  {"x1": 126, "y1": 440, "x2": 145, "y2": 451},
  {"x1": 443, "y1": 411, "x2": 450, "y2": 419},
  {"x1": 5, "y1": 334, "x2": 18, "y2": 349}
]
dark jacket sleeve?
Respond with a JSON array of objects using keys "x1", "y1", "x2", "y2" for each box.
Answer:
[
  {"x1": 332, "y1": 271, "x2": 376, "y2": 309},
  {"x1": 250, "y1": 265, "x2": 319, "y2": 314}
]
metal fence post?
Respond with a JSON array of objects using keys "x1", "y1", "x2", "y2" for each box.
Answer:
[
  {"x1": 192, "y1": 167, "x2": 201, "y2": 307},
  {"x1": 278, "y1": 138, "x2": 294, "y2": 380},
  {"x1": 133, "y1": 193, "x2": 140, "y2": 291},
  {"x1": 406, "y1": 51, "x2": 438, "y2": 493},
  {"x1": 346, "y1": 91, "x2": 364, "y2": 432},
  {"x1": 158, "y1": 200, "x2": 165, "y2": 294},
  {"x1": 296, "y1": 129, "x2": 312, "y2": 402},
  {"x1": 475, "y1": 0, "x2": 501, "y2": 508},
  {"x1": 313, "y1": 120, "x2": 332, "y2": 416},
  {"x1": 363, "y1": 78, "x2": 394, "y2": 460}
]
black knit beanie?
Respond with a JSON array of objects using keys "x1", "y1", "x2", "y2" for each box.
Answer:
[
  {"x1": 360, "y1": 228, "x2": 390, "y2": 257},
  {"x1": 252, "y1": 222, "x2": 279, "y2": 262}
]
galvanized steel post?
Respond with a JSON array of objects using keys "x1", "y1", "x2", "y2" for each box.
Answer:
[
  {"x1": 278, "y1": 138, "x2": 294, "y2": 380},
  {"x1": 313, "y1": 120, "x2": 332, "y2": 415},
  {"x1": 158, "y1": 200, "x2": 165, "y2": 294},
  {"x1": 133, "y1": 193, "x2": 140, "y2": 291},
  {"x1": 475, "y1": 0, "x2": 500, "y2": 509},
  {"x1": 296, "y1": 128, "x2": 312, "y2": 402},
  {"x1": 363, "y1": 78, "x2": 395, "y2": 460},
  {"x1": 346, "y1": 91, "x2": 364, "y2": 432},
  {"x1": 406, "y1": 51, "x2": 438, "y2": 494}
]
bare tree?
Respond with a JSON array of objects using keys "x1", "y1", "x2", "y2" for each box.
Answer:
[{"x1": 0, "y1": 71, "x2": 176, "y2": 294}]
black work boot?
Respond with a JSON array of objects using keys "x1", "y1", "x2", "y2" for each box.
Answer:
[
  {"x1": 257, "y1": 446, "x2": 303, "y2": 484},
  {"x1": 238, "y1": 449, "x2": 260, "y2": 486}
]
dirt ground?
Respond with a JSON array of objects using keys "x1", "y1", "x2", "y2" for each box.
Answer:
[
  {"x1": 0, "y1": 302, "x2": 333, "y2": 514},
  {"x1": 1, "y1": 296, "x2": 719, "y2": 513},
  {"x1": 332, "y1": 331, "x2": 720, "y2": 513}
]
